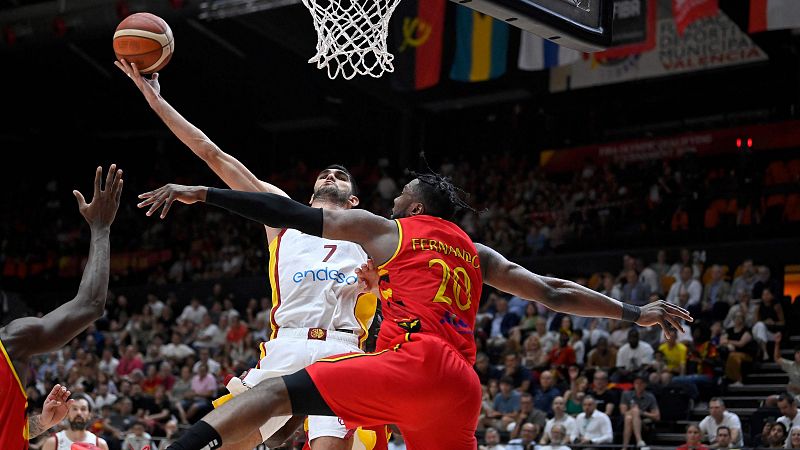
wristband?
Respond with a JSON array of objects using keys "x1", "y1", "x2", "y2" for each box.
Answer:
[{"x1": 621, "y1": 303, "x2": 641, "y2": 323}]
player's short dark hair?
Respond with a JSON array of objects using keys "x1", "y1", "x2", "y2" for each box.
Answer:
[
  {"x1": 323, "y1": 164, "x2": 358, "y2": 196},
  {"x1": 73, "y1": 393, "x2": 95, "y2": 412}
]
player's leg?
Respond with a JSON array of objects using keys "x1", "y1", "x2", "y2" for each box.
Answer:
[{"x1": 307, "y1": 416, "x2": 351, "y2": 450}]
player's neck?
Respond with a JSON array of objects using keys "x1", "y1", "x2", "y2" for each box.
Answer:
[
  {"x1": 66, "y1": 429, "x2": 89, "y2": 441},
  {"x1": 310, "y1": 200, "x2": 347, "y2": 210}
]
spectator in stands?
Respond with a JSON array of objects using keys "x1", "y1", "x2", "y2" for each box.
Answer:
[
  {"x1": 731, "y1": 260, "x2": 757, "y2": 298},
  {"x1": 541, "y1": 396, "x2": 577, "y2": 445},
  {"x1": 193, "y1": 314, "x2": 220, "y2": 349},
  {"x1": 702, "y1": 264, "x2": 732, "y2": 322},
  {"x1": 677, "y1": 423, "x2": 709, "y2": 450},
  {"x1": 491, "y1": 376, "x2": 522, "y2": 430},
  {"x1": 667, "y1": 265, "x2": 703, "y2": 314},
  {"x1": 587, "y1": 369, "x2": 620, "y2": 419},
  {"x1": 508, "y1": 392, "x2": 547, "y2": 438},
  {"x1": 610, "y1": 320, "x2": 632, "y2": 349},
  {"x1": 620, "y1": 374, "x2": 660, "y2": 450},
  {"x1": 122, "y1": 420, "x2": 153, "y2": 450},
  {"x1": 668, "y1": 248, "x2": 694, "y2": 279},
  {"x1": 752, "y1": 265, "x2": 779, "y2": 300},
  {"x1": 723, "y1": 288, "x2": 757, "y2": 329},
  {"x1": 778, "y1": 393, "x2": 800, "y2": 440},
  {"x1": 564, "y1": 368, "x2": 589, "y2": 416},
  {"x1": 713, "y1": 425, "x2": 739, "y2": 450},
  {"x1": 479, "y1": 427, "x2": 505, "y2": 450},
  {"x1": 674, "y1": 324, "x2": 720, "y2": 391},
  {"x1": 574, "y1": 395, "x2": 613, "y2": 448},
  {"x1": 487, "y1": 296, "x2": 520, "y2": 347},
  {"x1": 753, "y1": 421, "x2": 775, "y2": 448},
  {"x1": 533, "y1": 317, "x2": 557, "y2": 354},
  {"x1": 538, "y1": 424, "x2": 570, "y2": 450},
  {"x1": 532, "y1": 370, "x2": 561, "y2": 416},
  {"x1": 599, "y1": 272, "x2": 622, "y2": 301},
  {"x1": 157, "y1": 420, "x2": 180, "y2": 450},
  {"x1": 720, "y1": 312, "x2": 756, "y2": 386},
  {"x1": 98, "y1": 349, "x2": 119, "y2": 376},
  {"x1": 192, "y1": 348, "x2": 220, "y2": 375},
  {"x1": 116, "y1": 345, "x2": 144, "y2": 377},
  {"x1": 547, "y1": 332, "x2": 576, "y2": 375},
  {"x1": 475, "y1": 352, "x2": 493, "y2": 385},
  {"x1": 752, "y1": 287, "x2": 785, "y2": 360},
  {"x1": 520, "y1": 335, "x2": 548, "y2": 372},
  {"x1": 507, "y1": 422, "x2": 539, "y2": 450},
  {"x1": 699, "y1": 398, "x2": 743, "y2": 448},
  {"x1": 621, "y1": 269, "x2": 650, "y2": 307},
  {"x1": 500, "y1": 353, "x2": 531, "y2": 392},
  {"x1": 185, "y1": 363, "x2": 216, "y2": 423},
  {"x1": 585, "y1": 340, "x2": 613, "y2": 374},
  {"x1": 160, "y1": 332, "x2": 195, "y2": 362},
  {"x1": 788, "y1": 427, "x2": 800, "y2": 449},
  {"x1": 636, "y1": 258, "x2": 661, "y2": 297},
  {"x1": 570, "y1": 329, "x2": 585, "y2": 364},
  {"x1": 773, "y1": 333, "x2": 800, "y2": 397},
  {"x1": 658, "y1": 337, "x2": 688, "y2": 377},
  {"x1": 616, "y1": 329, "x2": 654, "y2": 380},
  {"x1": 768, "y1": 421, "x2": 787, "y2": 448}
]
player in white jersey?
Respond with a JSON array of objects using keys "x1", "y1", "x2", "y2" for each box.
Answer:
[
  {"x1": 116, "y1": 60, "x2": 382, "y2": 450},
  {"x1": 42, "y1": 396, "x2": 109, "y2": 450}
]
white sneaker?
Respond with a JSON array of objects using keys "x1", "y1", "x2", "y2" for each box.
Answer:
[
  {"x1": 638, "y1": 441, "x2": 650, "y2": 450},
  {"x1": 730, "y1": 381, "x2": 744, "y2": 387}
]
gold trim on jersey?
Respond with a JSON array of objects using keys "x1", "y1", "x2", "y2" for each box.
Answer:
[
  {"x1": 267, "y1": 229, "x2": 286, "y2": 340},
  {"x1": 0, "y1": 337, "x2": 26, "y2": 400},
  {"x1": 317, "y1": 348, "x2": 390, "y2": 363},
  {"x1": 354, "y1": 292, "x2": 378, "y2": 349},
  {"x1": 378, "y1": 219, "x2": 403, "y2": 270}
]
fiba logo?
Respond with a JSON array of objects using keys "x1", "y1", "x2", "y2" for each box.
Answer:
[{"x1": 292, "y1": 267, "x2": 358, "y2": 285}]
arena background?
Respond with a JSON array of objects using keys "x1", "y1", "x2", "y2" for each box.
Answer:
[{"x1": 1, "y1": 0, "x2": 800, "y2": 448}]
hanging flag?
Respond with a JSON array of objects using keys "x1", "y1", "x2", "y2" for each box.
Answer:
[
  {"x1": 518, "y1": 32, "x2": 581, "y2": 71},
  {"x1": 673, "y1": 0, "x2": 719, "y2": 36},
  {"x1": 449, "y1": 6, "x2": 509, "y2": 82},
  {"x1": 390, "y1": 0, "x2": 446, "y2": 91},
  {"x1": 749, "y1": 0, "x2": 800, "y2": 33}
]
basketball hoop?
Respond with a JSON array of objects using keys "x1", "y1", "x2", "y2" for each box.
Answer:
[{"x1": 301, "y1": 0, "x2": 401, "y2": 80}]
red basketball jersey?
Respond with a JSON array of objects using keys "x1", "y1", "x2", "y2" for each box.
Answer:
[
  {"x1": 0, "y1": 338, "x2": 28, "y2": 450},
  {"x1": 377, "y1": 215, "x2": 482, "y2": 364}
]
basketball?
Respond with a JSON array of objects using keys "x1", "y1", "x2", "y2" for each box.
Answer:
[{"x1": 113, "y1": 13, "x2": 174, "y2": 74}]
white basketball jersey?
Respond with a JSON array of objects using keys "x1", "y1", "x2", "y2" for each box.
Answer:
[
  {"x1": 54, "y1": 430, "x2": 99, "y2": 450},
  {"x1": 267, "y1": 229, "x2": 377, "y2": 346}
]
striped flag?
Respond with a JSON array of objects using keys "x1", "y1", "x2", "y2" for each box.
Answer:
[
  {"x1": 449, "y1": 6, "x2": 510, "y2": 82},
  {"x1": 518, "y1": 32, "x2": 581, "y2": 71},
  {"x1": 749, "y1": 0, "x2": 800, "y2": 33},
  {"x1": 390, "y1": 0, "x2": 446, "y2": 91}
]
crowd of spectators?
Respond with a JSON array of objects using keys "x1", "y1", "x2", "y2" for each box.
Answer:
[{"x1": 4, "y1": 149, "x2": 799, "y2": 449}]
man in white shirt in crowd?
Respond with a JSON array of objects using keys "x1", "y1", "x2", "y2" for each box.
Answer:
[
  {"x1": 666, "y1": 265, "x2": 702, "y2": 311},
  {"x1": 177, "y1": 297, "x2": 208, "y2": 325},
  {"x1": 193, "y1": 314, "x2": 221, "y2": 349},
  {"x1": 774, "y1": 333, "x2": 800, "y2": 398},
  {"x1": 508, "y1": 423, "x2": 539, "y2": 450},
  {"x1": 160, "y1": 331, "x2": 196, "y2": 361},
  {"x1": 575, "y1": 395, "x2": 613, "y2": 449},
  {"x1": 714, "y1": 426, "x2": 739, "y2": 450},
  {"x1": 192, "y1": 348, "x2": 221, "y2": 375},
  {"x1": 537, "y1": 424, "x2": 570, "y2": 450},
  {"x1": 479, "y1": 427, "x2": 506, "y2": 450},
  {"x1": 616, "y1": 329, "x2": 654, "y2": 378},
  {"x1": 699, "y1": 398, "x2": 743, "y2": 448},
  {"x1": 778, "y1": 393, "x2": 800, "y2": 446},
  {"x1": 98, "y1": 348, "x2": 119, "y2": 376},
  {"x1": 541, "y1": 396, "x2": 576, "y2": 445}
]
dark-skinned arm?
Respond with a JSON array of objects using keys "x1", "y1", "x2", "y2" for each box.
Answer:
[
  {"x1": 475, "y1": 243, "x2": 692, "y2": 339},
  {"x1": 137, "y1": 185, "x2": 399, "y2": 265},
  {"x1": 1, "y1": 166, "x2": 122, "y2": 360}
]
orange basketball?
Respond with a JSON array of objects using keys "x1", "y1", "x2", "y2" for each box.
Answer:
[{"x1": 113, "y1": 13, "x2": 174, "y2": 74}]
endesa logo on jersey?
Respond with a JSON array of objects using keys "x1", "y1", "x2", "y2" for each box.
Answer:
[{"x1": 292, "y1": 267, "x2": 358, "y2": 285}]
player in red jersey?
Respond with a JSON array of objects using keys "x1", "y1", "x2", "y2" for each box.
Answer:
[
  {"x1": 138, "y1": 171, "x2": 692, "y2": 450},
  {"x1": 0, "y1": 165, "x2": 122, "y2": 450}
]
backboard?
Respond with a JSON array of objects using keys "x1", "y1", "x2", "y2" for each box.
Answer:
[{"x1": 453, "y1": 0, "x2": 613, "y2": 52}]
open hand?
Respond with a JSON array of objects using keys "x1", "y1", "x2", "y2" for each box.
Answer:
[
  {"x1": 39, "y1": 384, "x2": 73, "y2": 429},
  {"x1": 114, "y1": 58, "x2": 161, "y2": 105},
  {"x1": 636, "y1": 300, "x2": 693, "y2": 341},
  {"x1": 74, "y1": 165, "x2": 123, "y2": 230},
  {"x1": 137, "y1": 184, "x2": 207, "y2": 219}
]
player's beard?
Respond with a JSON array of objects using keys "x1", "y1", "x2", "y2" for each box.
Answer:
[
  {"x1": 313, "y1": 185, "x2": 350, "y2": 206},
  {"x1": 68, "y1": 418, "x2": 88, "y2": 431}
]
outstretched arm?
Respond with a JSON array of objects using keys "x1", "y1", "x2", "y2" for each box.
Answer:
[
  {"x1": 137, "y1": 185, "x2": 399, "y2": 265},
  {"x1": 476, "y1": 244, "x2": 692, "y2": 339},
  {"x1": 2, "y1": 166, "x2": 122, "y2": 359},
  {"x1": 114, "y1": 60, "x2": 286, "y2": 197}
]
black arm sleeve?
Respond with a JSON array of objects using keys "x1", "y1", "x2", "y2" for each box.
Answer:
[{"x1": 205, "y1": 188, "x2": 323, "y2": 237}]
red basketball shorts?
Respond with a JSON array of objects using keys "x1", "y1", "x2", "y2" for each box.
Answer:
[{"x1": 306, "y1": 333, "x2": 481, "y2": 450}]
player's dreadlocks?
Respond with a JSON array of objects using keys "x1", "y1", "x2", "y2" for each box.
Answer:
[{"x1": 409, "y1": 153, "x2": 477, "y2": 220}]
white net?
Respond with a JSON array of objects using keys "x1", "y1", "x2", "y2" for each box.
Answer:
[{"x1": 301, "y1": 0, "x2": 402, "y2": 80}]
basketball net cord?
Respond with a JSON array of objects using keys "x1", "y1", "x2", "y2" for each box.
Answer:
[{"x1": 301, "y1": 0, "x2": 402, "y2": 80}]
